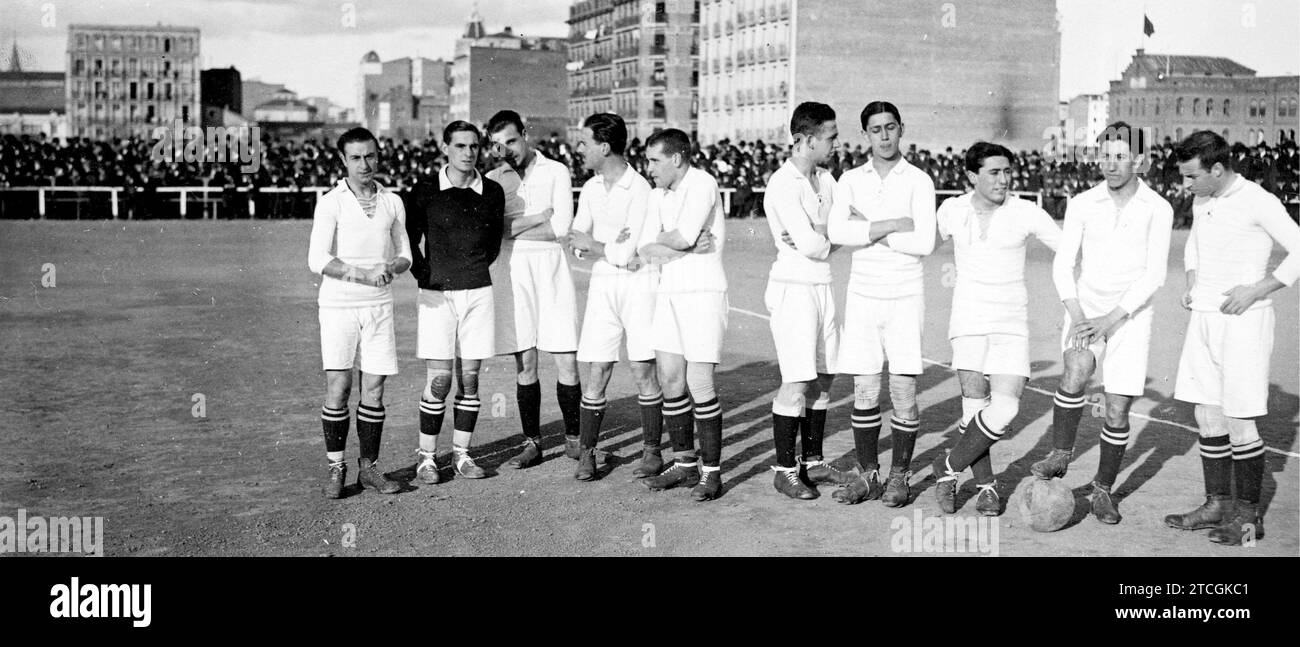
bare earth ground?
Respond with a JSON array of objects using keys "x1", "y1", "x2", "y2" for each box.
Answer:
[{"x1": 0, "y1": 219, "x2": 1295, "y2": 557}]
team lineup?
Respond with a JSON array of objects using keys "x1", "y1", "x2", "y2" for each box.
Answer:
[{"x1": 307, "y1": 102, "x2": 1300, "y2": 546}]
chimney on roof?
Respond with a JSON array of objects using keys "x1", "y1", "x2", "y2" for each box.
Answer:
[
  {"x1": 503, "y1": 26, "x2": 513, "y2": 34},
  {"x1": 1136, "y1": 48, "x2": 1144, "y2": 57}
]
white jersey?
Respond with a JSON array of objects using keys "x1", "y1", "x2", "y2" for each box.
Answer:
[
  {"x1": 1184, "y1": 175, "x2": 1300, "y2": 312},
  {"x1": 828, "y1": 159, "x2": 936, "y2": 298},
  {"x1": 762, "y1": 160, "x2": 836, "y2": 285},
  {"x1": 307, "y1": 179, "x2": 411, "y2": 308},
  {"x1": 573, "y1": 164, "x2": 656, "y2": 277},
  {"x1": 937, "y1": 193, "x2": 1062, "y2": 338},
  {"x1": 639, "y1": 166, "x2": 727, "y2": 294},
  {"x1": 487, "y1": 150, "x2": 574, "y2": 254},
  {"x1": 1052, "y1": 179, "x2": 1173, "y2": 316}
]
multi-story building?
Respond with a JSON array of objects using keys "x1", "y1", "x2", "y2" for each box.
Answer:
[
  {"x1": 65, "y1": 24, "x2": 201, "y2": 139},
  {"x1": 451, "y1": 9, "x2": 569, "y2": 138},
  {"x1": 200, "y1": 66, "x2": 241, "y2": 115},
  {"x1": 1108, "y1": 50, "x2": 1298, "y2": 147},
  {"x1": 567, "y1": 0, "x2": 699, "y2": 142},
  {"x1": 241, "y1": 79, "x2": 288, "y2": 120},
  {"x1": 697, "y1": 0, "x2": 1060, "y2": 152},
  {"x1": 1065, "y1": 93, "x2": 1109, "y2": 147},
  {"x1": 0, "y1": 44, "x2": 67, "y2": 139},
  {"x1": 358, "y1": 52, "x2": 453, "y2": 141}
]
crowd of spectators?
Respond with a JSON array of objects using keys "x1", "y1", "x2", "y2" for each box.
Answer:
[{"x1": 1, "y1": 131, "x2": 1295, "y2": 224}]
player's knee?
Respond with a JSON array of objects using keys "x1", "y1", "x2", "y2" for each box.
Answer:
[
  {"x1": 888, "y1": 375, "x2": 918, "y2": 416},
  {"x1": 1104, "y1": 398, "x2": 1131, "y2": 428},
  {"x1": 853, "y1": 374, "x2": 882, "y2": 409},
  {"x1": 982, "y1": 393, "x2": 1020, "y2": 430},
  {"x1": 427, "y1": 371, "x2": 453, "y2": 402},
  {"x1": 632, "y1": 366, "x2": 660, "y2": 396},
  {"x1": 458, "y1": 371, "x2": 479, "y2": 397},
  {"x1": 515, "y1": 351, "x2": 538, "y2": 380},
  {"x1": 555, "y1": 353, "x2": 579, "y2": 384},
  {"x1": 685, "y1": 367, "x2": 716, "y2": 403},
  {"x1": 1194, "y1": 405, "x2": 1229, "y2": 437},
  {"x1": 1225, "y1": 417, "x2": 1260, "y2": 445}
]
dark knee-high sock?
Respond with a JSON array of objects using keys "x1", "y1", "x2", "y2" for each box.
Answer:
[
  {"x1": 948, "y1": 410, "x2": 1002, "y2": 474},
  {"x1": 1095, "y1": 424, "x2": 1130, "y2": 487},
  {"x1": 1232, "y1": 439, "x2": 1265, "y2": 504},
  {"x1": 851, "y1": 406, "x2": 882, "y2": 470},
  {"x1": 695, "y1": 397, "x2": 722, "y2": 468},
  {"x1": 955, "y1": 418, "x2": 994, "y2": 484},
  {"x1": 557, "y1": 381, "x2": 582, "y2": 438},
  {"x1": 639, "y1": 392, "x2": 664, "y2": 449},
  {"x1": 889, "y1": 415, "x2": 920, "y2": 471},
  {"x1": 321, "y1": 405, "x2": 349, "y2": 454},
  {"x1": 356, "y1": 403, "x2": 385, "y2": 462},
  {"x1": 801, "y1": 406, "x2": 827, "y2": 461},
  {"x1": 517, "y1": 382, "x2": 541, "y2": 441},
  {"x1": 663, "y1": 394, "x2": 694, "y2": 458},
  {"x1": 454, "y1": 395, "x2": 480, "y2": 434},
  {"x1": 419, "y1": 399, "x2": 445, "y2": 439},
  {"x1": 1051, "y1": 387, "x2": 1086, "y2": 450},
  {"x1": 1199, "y1": 435, "x2": 1232, "y2": 497},
  {"x1": 578, "y1": 395, "x2": 606, "y2": 449},
  {"x1": 772, "y1": 413, "x2": 799, "y2": 469}
]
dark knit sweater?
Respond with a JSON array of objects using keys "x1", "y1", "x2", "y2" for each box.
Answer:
[{"x1": 405, "y1": 173, "x2": 505, "y2": 291}]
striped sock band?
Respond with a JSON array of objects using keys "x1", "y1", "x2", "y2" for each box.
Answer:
[
  {"x1": 419, "y1": 398, "x2": 445, "y2": 437},
  {"x1": 972, "y1": 410, "x2": 1004, "y2": 442},
  {"x1": 454, "y1": 395, "x2": 480, "y2": 434},
  {"x1": 663, "y1": 394, "x2": 694, "y2": 453},
  {"x1": 1199, "y1": 435, "x2": 1232, "y2": 497},
  {"x1": 694, "y1": 397, "x2": 722, "y2": 468},
  {"x1": 851, "y1": 406, "x2": 882, "y2": 470},
  {"x1": 1096, "y1": 424, "x2": 1130, "y2": 488},
  {"x1": 321, "y1": 405, "x2": 349, "y2": 453},
  {"x1": 356, "y1": 403, "x2": 385, "y2": 462},
  {"x1": 1051, "y1": 388, "x2": 1086, "y2": 451},
  {"x1": 1231, "y1": 438, "x2": 1265, "y2": 460},
  {"x1": 889, "y1": 415, "x2": 920, "y2": 470}
]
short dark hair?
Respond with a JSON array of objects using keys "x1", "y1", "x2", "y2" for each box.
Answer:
[
  {"x1": 583, "y1": 112, "x2": 627, "y2": 155},
  {"x1": 442, "y1": 120, "x2": 481, "y2": 145},
  {"x1": 486, "y1": 110, "x2": 526, "y2": 136},
  {"x1": 790, "y1": 102, "x2": 836, "y2": 142},
  {"x1": 645, "y1": 128, "x2": 691, "y2": 160},
  {"x1": 860, "y1": 101, "x2": 902, "y2": 129},
  {"x1": 1096, "y1": 121, "x2": 1148, "y2": 156},
  {"x1": 1173, "y1": 130, "x2": 1232, "y2": 172},
  {"x1": 336, "y1": 127, "x2": 378, "y2": 154},
  {"x1": 964, "y1": 141, "x2": 1014, "y2": 173}
]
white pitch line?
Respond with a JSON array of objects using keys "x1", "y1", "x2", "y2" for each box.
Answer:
[{"x1": 571, "y1": 263, "x2": 1300, "y2": 459}]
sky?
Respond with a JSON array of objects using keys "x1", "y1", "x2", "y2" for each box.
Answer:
[{"x1": 2, "y1": 0, "x2": 1297, "y2": 110}]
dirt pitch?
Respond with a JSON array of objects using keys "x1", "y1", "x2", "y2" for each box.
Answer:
[{"x1": 0, "y1": 219, "x2": 1295, "y2": 557}]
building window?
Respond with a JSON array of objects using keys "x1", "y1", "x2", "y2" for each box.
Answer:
[
  {"x1": 1192, "y1": 98, "x2": 1200, "y2": 115},
  {"x1": 1206, "y1": 98, "x2": 1214, "y2": 116},
  {"x1": 1222, "y1": 129, "x2": 1229, "y2": 141},
  {"x1": 1175, "y1": 127, "x2": 1183, "y2": 140},
  {"x1": 1259, "y1": 101, "x2": 1265, "y2": 117},
  {"x1": 1176, "y1": 97, "x2": 1183, "y2": 115},
  {"x1": 1249, "y1": 100, "x2": 1257, "y2": 117},
  {"x1": 1223, "y1": 99, "x2": 1230, "y2": 116}
]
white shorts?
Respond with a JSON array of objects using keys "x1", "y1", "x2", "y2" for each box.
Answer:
[
  {"x1": 578, "y1": 270, "x2": 659, "y2": 363},
  {"x1": 493, "y1": 246, "x2": 579, "y2": 355},
  {"x1": 1175, "y1": 307, "x2": 1274, "y2": 418},
  {"x1": 951, "y1": 333, "x2": 1030, "y2": 378},
  {"x1": 319, "y1": 302, "x2": 398, "y2": 376},
  {"x1": 417, "y1": 287, "x2": 495, "y2": 360},
  {"x1": 765, "y1": 281, "x2": 838, "y2": 382},
  {"x1": 838, "y1": 293, "x2": 925, "y2": 376},
  {"x1": 652, "y1": 291, "x2": 729, "y2": 364},
  {"x1": 1059, "y1": 306, "x2": 1153, "y2": 397}
]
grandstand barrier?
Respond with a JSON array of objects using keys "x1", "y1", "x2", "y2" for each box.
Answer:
[{"x1": 4, "y1": 184, "x2": 1295, "y2": 220}]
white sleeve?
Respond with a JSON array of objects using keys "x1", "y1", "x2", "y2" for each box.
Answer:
[
  {"x1": 764, "y1": 174, "x2": 830, "y2": 259},
  {"x1": 1117, "y1": 201, "x2": 1173, "y2": 314},
  {"x1": 1255, "y1": 194, "x2": 1300, "y2": 287},
  {"x1": 1030, "y1": 204, "x2": 1062, "y2": 252},
  {"x1": 827, "y1": 175, "x2": 872, "y2": 245},
  {"x1": 1051, "y1": 199, "x2": 1084, "y2": 301},
  {"x1": 573, "y1": 183, "x2": 594, "y2": 235},
  {"x1": 548, "y1": 164, "x2": 575, "y2": 238},
  {"x1": 605, "y1": 181, "x2": 649, "y2": 267},
  {"x1": 389, "y1": 195, "x2": 413, "y2": 264},
  {"x1": 884, "y1": 173, "x2": 937, "y2": 256},
  {"x1": 307, "y1": 193, "x2": 339, "y2": 274}
]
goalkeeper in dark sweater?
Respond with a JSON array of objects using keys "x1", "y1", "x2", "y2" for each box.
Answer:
[{"x1": 405, "y1": 121, "x2": 506, "y2": 483}]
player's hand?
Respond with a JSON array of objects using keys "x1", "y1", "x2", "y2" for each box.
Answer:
[
  {"x1": 780, "y1": 230, "x2": 796, "y2": 248},
  {"x1": 569, "y1": 229, "x2": 596, "y2": 252},
  {"x1": 1220, "y1": 284, "x2": 1262, "y2": 315},
  {"x1": 614, "y1": 227, "x2": 631, "y2": 244},
  {"x1": 1180, "y1": 289, "x2": 1193, "y2": 310},
  {"x1": 848, "y1": 206, "x2": 868, "y2": 221},
  {"x1": 692, "y1": 230, "x2": 716, "y2": 254}
]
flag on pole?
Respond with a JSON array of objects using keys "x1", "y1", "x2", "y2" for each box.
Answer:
[{"x1": 1143, "y1": 15, "x2": 1155, "y2": 37}]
